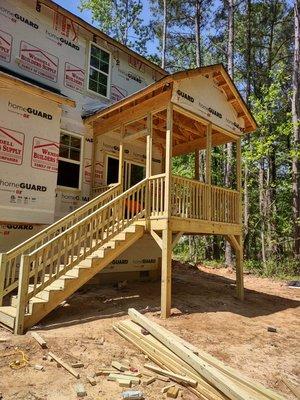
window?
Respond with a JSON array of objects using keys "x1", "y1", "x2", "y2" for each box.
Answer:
[
  {"x1": 88, "y1": 43, "x2": 111, "y2": 98},
  {"x1": 57, "y1": 132, "x2": 82, "y2": 189}
]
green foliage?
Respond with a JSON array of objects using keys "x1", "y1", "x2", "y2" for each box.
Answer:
[{"x1": 79, "y1": 0, "x2": 149, "y2": 53}]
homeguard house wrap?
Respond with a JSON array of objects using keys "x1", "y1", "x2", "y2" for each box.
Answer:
[{"x1": 0, "y1": 0, "x2": 257, "y2": 334}]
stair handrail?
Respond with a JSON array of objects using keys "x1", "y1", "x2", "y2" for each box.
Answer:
[
  {"x1": 0, "y1": 183, "x2": 121, "y2": 301},
  {"x1": 15, "y1": 178, "x2": 148, "y2": 332}
]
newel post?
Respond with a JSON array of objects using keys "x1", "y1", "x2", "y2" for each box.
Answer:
[
  {"x1": 0, "y1": 253, "x2": 6, "y2": 306},
  {"x1": 118, "y1": 125, "x2": 125, "y2": 190},
  {"x1": 15, "y1": 254, "x2": 30, "y2": 334}
]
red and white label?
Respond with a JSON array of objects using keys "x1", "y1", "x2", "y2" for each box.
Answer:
[
  {"x1": 0, "y1": 30, "x2": 12, "y2": 62},
  {"x1": 53, "y1": 12, "x2": 79, "y2": 43},
  {"x1": 94, "y1": 161, "x2": 104, "y2": 185},
  {"x1": 128, "y1": 55, "x2": 145, "y2": 73},
  {"x1": 111, "y1": 85, "x2": 127, "y2": 103},
  {"x1": 0, "y1": 126, "x2": 24, "y2": 165},
  {"x1": 64, "y1": 62, "x2": 85, "y2": 92},
  {"x1": 19, "y1": 41, "x2": 59, "y2": 82},
  {"x1": 84, "y1": 158, "x2": 92, "y2": 183},
  {"x1": 31, "y1": 137, "x2": 59, "y2": 172}
]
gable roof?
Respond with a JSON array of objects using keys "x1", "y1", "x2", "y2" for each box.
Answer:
[{"x1": 84, "y1": 64, "x2": 257, "y2": 133}]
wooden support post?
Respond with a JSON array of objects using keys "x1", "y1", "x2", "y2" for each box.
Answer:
[
  {"x1": 206, "y1": 124, "x2": 212, "y2": 221},
  {"x1": 235, "y1": 138, "x2": 244, "y2": 300},
  {"x1": 146, "y1": 113, "x2": 153, "y2": 179},
  {"x1": 235, "y1": 235, "x2": 244, "y2": 301},
  {"x1": 164, "y1": 104, "x2": 173, "y2": 218},
  {"x1": 161, "y1": 227, "x2": 172, "y2": 319},
  {"x1": 15, "y1": 254, "x2": 30, "y2": 334},
  {"x1": 0, "y1": 253, "x2": 6, "y2": 306},
  {"x1": 118, "y1": 127, "x2": 125, "y2": 190}
]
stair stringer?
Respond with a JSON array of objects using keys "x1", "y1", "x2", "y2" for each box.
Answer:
[{"x1": 22, "y1": 224, "x2": 145, "y2": 330}]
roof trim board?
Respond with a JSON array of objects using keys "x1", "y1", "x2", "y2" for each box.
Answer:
[{"x1": 0, "y1": 72, "x2": 76, "y2": 107}]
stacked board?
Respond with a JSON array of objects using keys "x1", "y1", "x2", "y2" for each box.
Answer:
[{"x1": 113, "y1": 308, "x2": 286, "y2": 400}]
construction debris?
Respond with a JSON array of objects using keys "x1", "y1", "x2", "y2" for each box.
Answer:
[
  {"x1": 87, "y1": 376, "x2": 96, "y2": 386},
  {"x1": 112, "y1": 360, "x2": 128, "y2": 372},
  {"x1": 162, "y1": 384, "x2": 175, "y2": 394},
  {"x1": 167, "y1": 385, "x2": 180, "y2": 398},
  {"x1": 31, "y1": 332, "x2": 47, "y2": 349},
  {"x1": 118, "y1": 378, "x2": 132, "y2": 388},
  {"x1": 267, "y1": 326, "x2": 277, "y2": 333},
  {"x1": 71, "y1": 362, "x2": 84, "y2": 368},
  {"x1": 113, "y1": 308, "x2": 286, "y2": 400},
  {"x1": 107, "y1": 373, "x2": 140, "y2": 385},
  {"x1": 142, "y1": 376, "x2": 156, "y2": 385},
  {"x1": 75, "y1": 383, "x2": 87, "y2": 397},
  {"x1": 121, "y1": 390, "x2": 144, "y2": 399},
  {"x1": 48, "y1": 352, "x2": 80, "y2": 379},
  {"x1": 34, "y1": 364, "x2": 44, "y2": 371}
]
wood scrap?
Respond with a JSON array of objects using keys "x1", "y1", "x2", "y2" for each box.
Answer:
[
  {"x1": 282, "y1": 378, "x2": 300, "y2": 399},
  {"x1": 31, "y1": 332, "x2": 47, "y2": 349},
  {"x1": 107, "y1": 373, "x2": 140, "y2": 384},
  {"x1": 143, "y1": 376, "x2": 156, "y2": 385},
  {"x1": 87, "y1": 376, "x2": 96, "y2": 386},
  {"x1": 94, "y1": 368, "x2": 117, "y2": 376},
  {"x1": 118, "y1": 378, "x2": 132, "y2": 388},
  {"x1": 112, "y1": 360, "x2": 128, "y2": 372},
  {"x1": 167, "y1": 385, "x2": 180, "y2": 398},
  {"x1": 144, "y1": 363, "x2": 197, "y2": 387},
  {"x1": 162, "y1": 384, "x2": 175, "y2": 394},
  {"x1": 72, "y1": 362, "x2": 84, "y2": 368},
  {"x1": 48, "y1": 352, "x2": 80, "y2": 379}
]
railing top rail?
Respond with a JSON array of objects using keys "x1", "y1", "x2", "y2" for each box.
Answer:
[
  {"x1": 149, "y1": 173, "x2": 166, "y2": 179},
  {"x1": 28, "y1": 178, "x2": 148, "y2": 257},
  {"x1": 4, "y1": 183, "x2": 120, "y2": 260},
  {"x1": 171, "y1": 174, "x2": 239, "y2": 194}
]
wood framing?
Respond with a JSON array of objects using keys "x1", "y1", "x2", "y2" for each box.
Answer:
[{"x1": 161, "y1": 227, "x2": 172, "y2": 319}]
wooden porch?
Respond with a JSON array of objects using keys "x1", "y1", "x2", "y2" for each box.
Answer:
[{"x1": 85, "y1": 64, "x2": 257, "y2": 318}]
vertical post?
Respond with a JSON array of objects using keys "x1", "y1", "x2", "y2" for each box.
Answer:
[
  {"x1": 146, "y1": 113, "x2": 153, "y2": 225},
  {"x1": 206, "y1": 123, "x2": 212, "y2": 220},
  {"x1": 90, "y1": 126, "x2": 96, "y2": 198},
  {"x1": 161, "y1": 227, "x2": 172, "y2": 318},
  {"x1": 161, "y1": 104, "x2": 173, "y2": 319},
  {"x1": 235, "y1": 138, "x2": 244, "y2": 300},
  {"x1": 118, "y1": 126, "x2": 125, "y2": 190},
  {"x1": 0, "y1": 253, "x2": 6, "y2": 306},
  {"x1": 146, "y1": 113, "x2": 153, "y2": 178},
  {"x1": 164, "y1": 104, "x2": 173, "y2": 218},
  {"x1": 15, "y1": 254, "x2": 30, "y2": 334}
]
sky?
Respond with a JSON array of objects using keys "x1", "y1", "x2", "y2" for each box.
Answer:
[{"x1": 54, "y1": 0, "x2": 158, "y2": 54}]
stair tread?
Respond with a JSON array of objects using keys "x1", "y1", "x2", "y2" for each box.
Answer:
[{"x1": 0, "y1": 306, "x2": 16, "y2": 317}]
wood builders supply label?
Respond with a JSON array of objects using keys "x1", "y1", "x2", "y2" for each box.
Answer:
[
  {"x1": 19, "y1": 41, "x2": 58, "y2": 82},
  {"x1": 0, "y1": 29, "x2": 12, "y2": 62},
  {"x1": 0, "y1": 126, "x2": 24, "y2": 165},
  {"x1": 31, "y1": 137, "x2": 59, "y2": 172},
  {"x1": 64, "y1": 62, "x2": 85, "y2": 92}
]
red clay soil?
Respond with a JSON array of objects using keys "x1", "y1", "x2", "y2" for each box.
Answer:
[{"x1": 0, "y1": 263, "x2": 299, "y2": 400}]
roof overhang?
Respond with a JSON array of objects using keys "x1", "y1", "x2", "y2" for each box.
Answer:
[
  {"x1": 0, "y1": 71, "x2": 76, "y2": 108},
  {"x1": 85, "y1": 64, "x2": 257, "y2": 134}
]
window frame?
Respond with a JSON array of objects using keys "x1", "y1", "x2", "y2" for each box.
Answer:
[
  {"x1": 87, "y1": 41, "x2": 112, "y2": 99},
  {"x1": 57, "y1": 130, "x2": 83, "y2": 191}
]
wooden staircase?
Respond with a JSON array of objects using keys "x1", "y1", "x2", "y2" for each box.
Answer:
[{"x1": 0, "y1": 179, "x2": 148, "y2": 334}]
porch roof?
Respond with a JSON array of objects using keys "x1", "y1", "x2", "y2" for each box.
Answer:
[{"x1": 85, "y1": 64, "x2": 257, "y2": 155}]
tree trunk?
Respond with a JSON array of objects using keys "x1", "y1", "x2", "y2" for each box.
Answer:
[
  {"x1": 195, "y1": 0, "x2": 201, "y2": 68},
  {"x1": 259, "y1": 159, "x2": 267, "y2": 267},
  {"x1": 225, "y1": 0, "x2": 235, "y2": 267},
  {"x1": 292, "y1": 0, "x2": 300, "y2": 259},
  {"x1": 161, "y1": 0, "x2": 167, "y2": 69}
]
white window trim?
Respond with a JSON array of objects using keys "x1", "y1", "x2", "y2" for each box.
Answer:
[
  {"x1": 57, "y1": 130, "x2": 83, "y2": 191},
  {"x1": 87, "y1": 41, "x2": 112, "y2": 100}
]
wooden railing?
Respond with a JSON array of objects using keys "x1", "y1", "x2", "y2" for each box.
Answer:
[
  {"x1": 92, "y1": 184, "x2": 115, "y2": 198},
  {"x1": 170, "y1": 175, "x2": 239, "y2": 224},
  {"x1": 15, "y1": 179, "x2": 147, "y2": 332},
  {"x1": 0, "y1": 183, "x2": 121, "y2": 303},
  {"x1": 148, "y1": 174, "x2": 166, "y2": 217}
]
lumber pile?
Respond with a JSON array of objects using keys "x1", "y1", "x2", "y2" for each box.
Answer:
[{"x1": 114, "y1": 308, "x2": 286, "y2": 400}]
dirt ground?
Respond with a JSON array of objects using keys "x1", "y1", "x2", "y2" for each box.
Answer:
[{"x1": 0, "y1": 263, "x2": 299, "y2": 400}]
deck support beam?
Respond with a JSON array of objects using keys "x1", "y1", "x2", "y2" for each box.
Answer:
[{"x1": 161, "y1": 226, "x2": 172, "y2": 318}]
